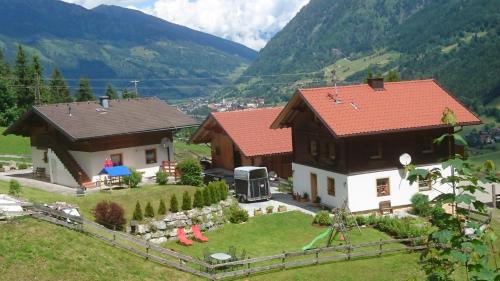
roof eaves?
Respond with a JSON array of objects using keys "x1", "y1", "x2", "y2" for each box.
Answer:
[{"x1": 297, "y1": 89, "x2": 340, "y2": 139}]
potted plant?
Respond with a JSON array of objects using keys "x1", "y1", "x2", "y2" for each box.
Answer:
[
  {"x1": 266, "y1": 206, "x2": 273, "y2": 214},
  {"x1": 278, "y1": 205, "x2": 287, "y2": 212},
  {"x1": 313, "y1": 196, "x2": 321, "y2": 207},
  {"x1": 301, "y1": 192, "x2": 309, "y2": 202},
  {"x1": 254, "y1": 208, "x2": 263, "y2": 216}
]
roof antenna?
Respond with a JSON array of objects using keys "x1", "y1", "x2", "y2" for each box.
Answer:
[
  {"x1": 68, "y1": 105, "x2": 72, "y2": 117},
  {"x1": 331, "y1": 68, "x2": 338, "y2": 96}
]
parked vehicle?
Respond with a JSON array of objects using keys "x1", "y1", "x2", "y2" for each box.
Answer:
[{"x1": 234, "y1": 166, "x2": 271, "y2": 202}]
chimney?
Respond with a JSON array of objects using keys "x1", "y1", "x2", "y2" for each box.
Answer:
[
  {"x1": 99, "y1": 96, "x2": 110, "y2": 108},
  {"x1": 367, "y1": 77, "x2": 384, "y2": 91}
]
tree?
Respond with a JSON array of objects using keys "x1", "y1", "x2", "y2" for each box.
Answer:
[
  {"x1": 170, "y1": 194, "x2": 179, "y2": 213},
  {"x1": 49, "y1": 68, "x2": 72, "y2": 103},
  {"x1": 8, "y1": 179, "x2": 21, "y2": 197},
  {"x1": 177, "y1": 158, "x2": 203, "y2": 187},
  {"x1": 93, "y1": 201, "x2": 126, "y2": 230},
  {"x1": 75, "y1": 77, "x2": 95, "y2": 102},
  {"x1": 363, "y1": 69, "x2": 373, "y2": 83},
  {"x1": 193, "y1": 189, "x2": 204, "y2": 208},
  {"x1": 181, "y1": 191, "x2": 192, "y2": 211},
  {"x1": 0, "y1": 77, "x2": 19, "y2": 126},
  {"x1": 30, "y1": 54, "x2": 50, "y2": 104},
  {"x1": 406, "y1": 108, "x2": 499, "y2": 281},
  {"x1": 144, "y1": 201, "x2": 154, "y2": 218},
  {"x1": 132, "y1": 201, "x2": 143, "y2": 221},
  {"x1": 0, "y1": 49, "x2": 10, "y2": 76},
  {"x1": 158, "y1": 199, "x2": 167, "y2": 215},
  {"x1": 122, "y1": 88, "x2": 137, "y2": 99},
  {"x1": 105, "y1": 84, "x2": 118, "y2": 99},
  {"x1": 14, "y1": 45, "x2": 34, "y2": 110},
  {"x1": 385, "y1": 70, "x2": 400, "y2": 82}
]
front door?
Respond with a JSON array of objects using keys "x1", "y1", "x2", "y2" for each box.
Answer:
[{"x1": 310, "y1": 173, "x2": 317, "y2": 201}]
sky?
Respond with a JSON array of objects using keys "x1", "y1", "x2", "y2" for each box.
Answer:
[{"x1": 62, "y1": 0, "x2": 310, "y2": 50}]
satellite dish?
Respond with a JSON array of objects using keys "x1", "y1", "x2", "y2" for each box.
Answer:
[{"x1": 399, "y1": 153, "x2": 412, "y2": 166}]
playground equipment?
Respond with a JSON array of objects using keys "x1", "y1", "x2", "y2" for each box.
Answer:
[{"x1": 302, "y1": 201, "x2": 361, "y2": 251}]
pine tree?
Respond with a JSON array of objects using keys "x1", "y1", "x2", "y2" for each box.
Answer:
[
  {"x1": 181, "y1": 191, "x2": 192, "y2": 211},
  {"x1": 158, "y1": 199, "x2": 167, "y2": 215},
  {"x1": 385, "y1": 70, "x2": 401, "y2": 82},
  {"x1": 193, "y1": 189, "x2": 204, "y2": 209},
  {"x1": 105, "y1": 84, "x2": 118, "y2": 99},
  {"x1": 170, "y1": 194, "x2": 179, "y2": 213},
  {"x1": 0, "y1": 49, "x2": 10, "y2": 76},
  {"x1": 75, "y1": 77, "x2": 95, "y2": 101},
  {"x1": 49, "y1": 68, "x2": 72, "y2": 103},
  {"x1": 0, "y1": 77, "x2": 19, "y2": 126},
  {"x1": 122, "y1": 88, "x2": 137, "y2": 99},
  {"x1": 14, "y1": 45, "x2": 34, "y2": 110},
  {"x1": 203, "y1": 187, "x2": 212, "y2": 206},
  {"x1": 132, "y1": 201, "x2": 143, "y2": 221},
  {"x1": 144, "y1": 201, "x2": 155, "y2": 218}
]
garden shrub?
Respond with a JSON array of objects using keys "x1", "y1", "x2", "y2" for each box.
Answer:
[
  {"x1": 193, "y1": 189, "x2": 204, "y2": 208},
  {"x1": 177, "y1": 158, "x2": 203, "y2": 187},
  {"x1": 170, "y1": 194, "x2": 179, "y2": 213},
  {"x1": 144, "y1": 201, "x2": 155, "y2": 218},
  {"x1": 366, "y1": 213, "x2": 380, "y2": 225},
  {"x1": 123, "y1": 169, "x2": 142, "y2": 188},
  {"x1": 410, "y1": 193, "x2": 431, "y2": 217},
  {"x1": 155, "y1": 171, "x2": 169, "y2": 185},
  {"x1": 182, "y1": 191, "x2": 192, "y2": 211},
  {"x1": 17, "y1": 162, "x2": 28, "y2": 169},
  {"x1": 228, "y1": 204, "x2": 248, "y2": 224},
  {"x1": 132, "y1": 201, "x2": 143, "y2": 221},
  {"x1": 203, "y1": 187, "x2": 212, "y2": 206},
  {"x1": 374, "y1": 216, "x2": 431, "y2": 239},
  {"x1": 8, "y1": 179, "x2": 21, "y2": 196},
  {"x1": 355, "y1": 215, "x2": 368, "y2": 226},
  {"x1": 313, "y1": 211, "x2": 331, "y2": 226},
  {"x1": 93, "y1": 201, "x2": 126, "y2": 230},
  {"x1": 207, "y1": 181, "x2": 220, "y2": 204},
  {"x1": 157, "y1": 199, "x2": 167, "y2": 215},
  {"x1": 218, "y1": 181, "x2": 229, "y2": 201}
]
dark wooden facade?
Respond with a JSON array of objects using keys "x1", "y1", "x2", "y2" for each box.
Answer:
[{"x1": 292, "y1": 106, "x2": 452, "y2": 175}]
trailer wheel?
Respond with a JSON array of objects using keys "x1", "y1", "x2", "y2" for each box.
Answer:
[{"x1": 238, "y1": 195, "x2": 247, "y2": 203}]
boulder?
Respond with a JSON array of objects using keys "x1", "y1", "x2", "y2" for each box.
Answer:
[
  {"x1": 149, "y1": 237, "x2": 168, "y2": 244},
  {"x1": 143, "y1": 233, "x2": 152, "y2": 240},
  {"x1": 166, "y1": 229, "x2": 177, "y2": 238},
  {"x1": 151, "y1": 231, "x2": 165, "y2": 239},
  {"x1": 151, "y1": 220, "x2": 166, "y2": 230},
  {"x1": 136, "y1": 224, "x2": 150, "y2": 234}
]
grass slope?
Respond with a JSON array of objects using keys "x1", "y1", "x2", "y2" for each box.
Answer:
[{"x1": 0, "y1": 128, "x2": 31, "y2": 155}]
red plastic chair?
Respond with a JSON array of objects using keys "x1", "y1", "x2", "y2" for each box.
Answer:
[
  {"x1": 177, "y1": 227, "x2": 193, "y2": 246},
  {"x1": 192, "y1": 225, "x2": 208, "y2": 242}
]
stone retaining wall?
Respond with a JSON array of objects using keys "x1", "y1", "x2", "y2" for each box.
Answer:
[{"x1": 133, "y1": 198, "x2": 233, "y2": 244}]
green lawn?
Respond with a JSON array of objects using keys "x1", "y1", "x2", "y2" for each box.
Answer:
[
  {"x1": 164, "y1": 211, "x2": 398, "y2": 259},
  {"x1": 469, "y1": 150, "x2": 500, "y2": 166},
  {"x1": 0, "y1": 181, "x2": 198, "y2": 221},
  {"x1": 174, "y1": 140, "x2": 211, "y2": 161},
  {"x1": 0, "y1": 127, "x2": 31, "y2": 155}
]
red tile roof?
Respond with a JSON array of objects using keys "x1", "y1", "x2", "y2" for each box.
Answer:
[
  {"x1": 211, "y1": 108, "x2": 292, "y2": 157},
  {"x1": 274, "y1": 79, "x2": 481, "y2": 137}
]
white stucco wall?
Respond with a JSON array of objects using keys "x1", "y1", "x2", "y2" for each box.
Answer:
[
  {"x1": 31, "y1": 147, "x2": 49, "y2": 173},
  {"x1": 292, "y1": 162, "x2": 349, "y2": 209},
  {"x1": 347, "y1": 164, "x2": 452, "y2": 212},
  {"x1": 293, "y1": 162, "x2": 452, "y2": 213},
  {"x1": 70, "y1": 142, "x2": 174, "y2": 182},
  {"x1": 47, "y1": 149, "x2": 79, "y2": 188}
]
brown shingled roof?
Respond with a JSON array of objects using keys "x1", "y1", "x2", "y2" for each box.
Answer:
[{"x1": 5, "y1": 97, "x2": 198, "y2": 141}]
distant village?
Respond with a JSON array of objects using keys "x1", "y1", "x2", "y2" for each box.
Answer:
[{"x1": 176, "y1": 96, "x2": 267, "y2": 118}]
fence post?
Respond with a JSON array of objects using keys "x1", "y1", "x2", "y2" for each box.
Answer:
[
  {"x1": 146, "y1": 244, "x2": 149, "y2": 260},
  {"x1": 347, "y1": 245, "x2": 352, "y2": 261},
  {"x1": 315, "y1": 250, "x2": 319, "y2": 265},
  {"x1": 247, "y1": 256, "x2": 251, "y2": 275},
  {"x1": 379, "y1": 239, "x2": 383, "y2": 257},
  {"x1": 282, "y1": 251, "x2": 286, "y2": 270},
  {"x1": 492, "y1": 184, "x2": 496, "y2": 209}
]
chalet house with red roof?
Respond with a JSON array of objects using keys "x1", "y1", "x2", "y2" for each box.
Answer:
[
  {"x1": 4, "y1": 97, "x2": 197, "y2": 188},
  {"x1": 190, "y1": 107, "x2": 293, "y2": 178},
  {"x1": 271, "y1": 79, "x2": 481, "y2": 213}
]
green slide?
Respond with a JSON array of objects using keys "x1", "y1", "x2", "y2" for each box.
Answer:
[{"x1": 302, "y1": 228, "x2": 332, "y2": 251}]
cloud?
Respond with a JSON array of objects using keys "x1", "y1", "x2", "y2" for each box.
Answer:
[
  {"x1": 62, "y1": 0, "x2": 310, "y2": 50},
  {"x1": 140, "y1": 0, "x2": 309, "y2": 50}
]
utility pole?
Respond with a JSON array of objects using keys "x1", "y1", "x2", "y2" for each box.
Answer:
[
  {"x1": 130, "y1": 80, "x2": 140, "y2": 97},
  {"x1": 331, "y1": 68, "x2": 338, "y2": 95}
]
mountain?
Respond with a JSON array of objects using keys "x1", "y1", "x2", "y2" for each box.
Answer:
[
  {"x1": 231, "y1": 0, "x2": 500, "y2": 110},
  {"x1": 0, "y1": 0, "x2": 257, "y2": 99}
]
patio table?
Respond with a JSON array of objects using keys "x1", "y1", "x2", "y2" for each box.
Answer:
[{"x1": 210, "y1": 253, "x2": 232, "y2": 262}]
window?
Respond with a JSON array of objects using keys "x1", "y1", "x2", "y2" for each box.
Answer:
[
  {"x1": 419, "y1": 138, "x2": 434, "y2": 154},
  {"x1": 110, "y1": 153, "x2": 123, "y2": 166},
  {"x1": 327, "y1": 177, "x2": 335, "y2": 196},
  {"x1": 369, "y1": 142, "x2": 383, "y2": 159},
  {"x1": 145, "y1": 149, "x2": 157, "y2": 164},
  {"x1": 418, "y1": 174, "x2": 432, "y2": 191},
  {"x1": 328, "y1": 143, "x2": 336, "y2": 160},
  {"x1": 376, "y1": 178, "x2": 390, "y2": 197},
  {"x1": 310, "y1": 140, "x2": 319, "y2": 156}
]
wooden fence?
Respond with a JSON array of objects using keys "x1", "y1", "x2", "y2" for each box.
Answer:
[{"x1": 28, "y1": 205, "x2": 427, "y2": 280}]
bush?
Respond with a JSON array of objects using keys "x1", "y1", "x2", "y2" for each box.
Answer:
[
  {"x1": 144, "y1": 201, "x2": 155, "y2": 218},
  {"x1": 411, "y1": 193, "x2": 431, "y2": 216},
  {"x1": 203, "y1": 187, "x2": 212, "y2": 206},
  {"x1": 314, "y1": 196, "x2": 321, "y2": 204},
  {"x1": 170, "y1": 194, "x2": 179, "y2": 213},
  {"x1": 266, "y1": 206, "x2": 273, "y2": 214},
  {"x1": 374, "y1": 216, "x2": 432, "y2": 239},
  {"x1": 193, "y1": 189, "x2": 204, "y2": 208},
  {"x1": 17, "y1": 162, "x2": 28, "y2": 169},
  {"x1": 313, "y1": 211, "x2": 331, "y2": 226},
  {"x1": 8, "y1": 179, "x2": 21, "y2": 197},
  {"x1": 207, "y1": 182, "x2": 220, "y2": 204},
  {"x1": 218, "y1": 181, "x2": 229, "y2": 201},
  {"x1": 123, "y1": 169, "x2": 142, "y2": 188},
  {"x1": 157, "y1": 199, "x2": 167, "y2": 215},
  {"x1": 177, "y1": 158, "x2": 203, "y2": 187},
  {"x1": 366, "y1": 213, "x2": 380, "y2": 225},
  {"x1": 132, "y1": 201, "x2": 143, "y2": 221},
  {"x1": 155, "y1": 171, "x2": 169, "y2": 185},
  {"x1": 355, "y1": 215, "x2": 368, "y2": 226},
  {"x1": 182, "y1": 191, "x2": 192, "y2": 211},
  {"x1": 93, "y1": 201, "x2": 126, "y2": 230},
  {"x1": 228, "y1": 204, "x2": 249, "y2": 224}
]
